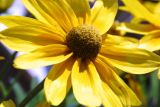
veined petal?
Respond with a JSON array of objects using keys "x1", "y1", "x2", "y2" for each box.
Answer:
[
  {"x1": 44, "y1": 57, "x2": 75, "y2": 106},
  {"x1": 103, "y1": 34, "x2": 139, "y2": 48},
  {"x1": 0, "y1": 25, "x2": 65, "y2": 52},
  {"x1": 0, "y1": 100, "x2": 16, "y2": 107},
  {"x1": 121, "y1": 0, "x2": 160, "y2": 27},
  {"x1": 0, "y1": 16, "x2": 66, "y2": 36},
  {"x1": 94, "y1": 58, "x2": 123, "y2": 107},
  {"x1": 86, "y1": 60, "x2": 122, "y2": 107},
  {"x1": 66, "y1": 0, "x2": 91, "y2": 24},
  {"x1": 144, "y1": 1, "x2": 160, "y2": 17},
  {"x1": 95, "y1": 58, "x2": 141, "y2": 106},
  {"x1": 71, "y1": 59, "x2": 101, "y2": 106},
  {"x1": 22, "y1": 0, "x2": 79, "y2": 33},
  {"x1": 139, "y1": 31, "x2": 160, "y2": 51},
  {"x1": 91, "y1": 0, "x2": 118, "y2": 35},
  {"x1": 22, "y1": 0, "x2": 63, "y2": 32},
  {"x1": 0, "y1": 16, "x2": 45, "y2": 27},
  {"x1": 14, "y1": 44, "x2": 73, "y2": 69},
  {"x1": 111, "y1": 71, "x2": 142, "y2": 106},
  {"x1": 102, "y1": 82, "x2": 123, "y2": 107},
  {"x1": 116, "y1": 23, "x2": 158, "y2": 35},
  {"x1": 99, "y1": 45, "x2": 160, "y2": 74}
]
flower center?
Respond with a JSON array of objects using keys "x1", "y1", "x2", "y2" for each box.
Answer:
[{"x1": 66, "y1": 25, "x2": 102, "y2": 58}]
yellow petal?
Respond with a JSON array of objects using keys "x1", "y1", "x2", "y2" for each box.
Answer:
[
  {"x1": 0, "y1": 16, "x2": 66, "y2": 36},
  {"x1": 0, "y1": 25, "x2": 65, "y2": 52},
  {"x1": 121, "y1": 0, "x2": 160, "y2": 27},
  {"x1": 44, "y1": 57, "x2": 75, "y2": 106},
  {"x1": 116, "y1": 23, "x2": 157, "y2": 35},
  {"x1": 0, "y1": 100, "x2": 16, "y2": 107},
  {"x1": 94, "y1": 58, "x2": 123, "y2": 107},
  {"x1": 99, "y1": 45, "x2": 160, "y2": 74},
  {"x1": 71, "y1": 59, "x2": 101, "y2": 106},
  {"x1": 95, "y1": 58, "x2": 141, "y2": 106},
  {"x1": 22, "y1": 0, "x2": 62, "y2": 31},
  {"x1": 66, "y1": 0, "x2": 91, "y2": 24},
  {"x1": 86, "y1": 60, "x2": 122, "y2": 107},
  {"x1": 22, "y1": 0, "x2": 78, "y2": 32},
  {"x1": 0, "y1": 16, "x2": 46, "y2": 28},
  {"x1": 91, "y1": 0, "x2": 118, "y2": 35},
  {"x1": 102, "y1": 82, "x2": 123, "y2": 107},
  {"x1": 111, "y1": 72, "x2": 142, "y2": 106},
  {"x1": 139, "y1": 30, "x2": 160, "y2": 51},
  {"x1": 103, "y1": 34, "x2": 139, "y2": 48},
  {"x1": 14, "y1": 44, "x2": 73, "y2": 69}
]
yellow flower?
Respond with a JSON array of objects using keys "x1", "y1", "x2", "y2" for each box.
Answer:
[
  {"x1": 118, "y1": 0, "x2": 160, "y2": 78},
  {"x1": 118, "y1": 0, "x2": 160, "y2": 52},
  {"x1": 0, "y1": 100, "x2": 16, "y2": 107},
  {"x1": 0, "y1": 0, "x2": 160, "y2": 106},
  {"x1": 0, "y1": 0, "x2": 14, "y2": 12}
]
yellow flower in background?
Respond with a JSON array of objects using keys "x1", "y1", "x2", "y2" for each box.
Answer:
[
  {"x1": 118, "y1": 0, "x2": 160, "y2": 79},
  {"x1": 0, "y1": 56, "x2": 4, "y2": 60},
  {"x1": 36, "y1": 101, "x2": 50, "y2": 107},
  {"x1": 0, "y1": 0, "x2": 160, "y2": 106},
  {"x1": 0, "y1": 99, "x2": 16, "y2": 107},
  {"x1": 0, "y1": 99, "x2": 50, "y2": 107},
  {"x1": 118, "y1": 0, "x2": 160, "y2": 52},
  {"x1": 0, "y1": 0, "x2": 14, "y2": 12},
  {"x1": 125, "y1": 74, "x2": 147, "y2": 106}
]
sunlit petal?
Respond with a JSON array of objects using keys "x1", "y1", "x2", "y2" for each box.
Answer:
[
  {"x1": 121, "y1": 0, "x2": 160, "y2": 27},
  {"x1": 116, "y1": 23, "x2": 158, "y2": 35},
  {"x1": 44, "y1": 57, "x2": 75, "y2": 106},
  {"x1": 14, "y1": 44, "x2": 73, "y2": 69},
  {"x1": 71, "y1": 59, "x2": 101, "y2": 106},
  {"x1": 22, "y1": 0, "x2": 78, "y2": 32},
  {"x1": 95, "y1": 58, "x2": 141, "y2": 106},
  {"x1": 103, "y1": 34, "x2": 139, "y2": 48},
  {"x1": 139, "y1": 31, "x2": 160, "y2": 51},
  {"x1": 0, "y1": 25, "x2": 65, "y2": 52},
  {"x1": 99, "y1": 46, "x2": 160, "y2": 74},
  {"x1": 0, "y1": 16, "x2": 44, "y2": 27},
  {"x1": 111, "y1": 71, "x2": 142, "y2": 106},
  {"x1": 66, "y1": 0, "x2": 91, "y2": 24},
  {"x1": 91, "y1": 0, "x2": 118, "y2": 35}
]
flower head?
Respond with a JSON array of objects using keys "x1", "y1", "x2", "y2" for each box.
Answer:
[{"x1": 0, "y1": 0, "x2": 160, "y2": 106}]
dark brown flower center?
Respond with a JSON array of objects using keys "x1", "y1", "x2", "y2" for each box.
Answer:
[{"x1": 66, "y1": 25, "x2": 102, "y2": 58}]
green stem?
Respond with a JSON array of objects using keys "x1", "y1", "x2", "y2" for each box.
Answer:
[
  {"x1": 18, "y1": 79, "x2": 44, "y2": 107},
  {"x1": 0, "y1": 52, "x2": 17, "y2": 80},
  {"x1": 158, "y1": 80, "x2": 160, "y2": 107}
]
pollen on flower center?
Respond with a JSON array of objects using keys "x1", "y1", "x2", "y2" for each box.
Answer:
[{"x1": 66, "y1": 25, "x2": 102, "y2": 58}]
